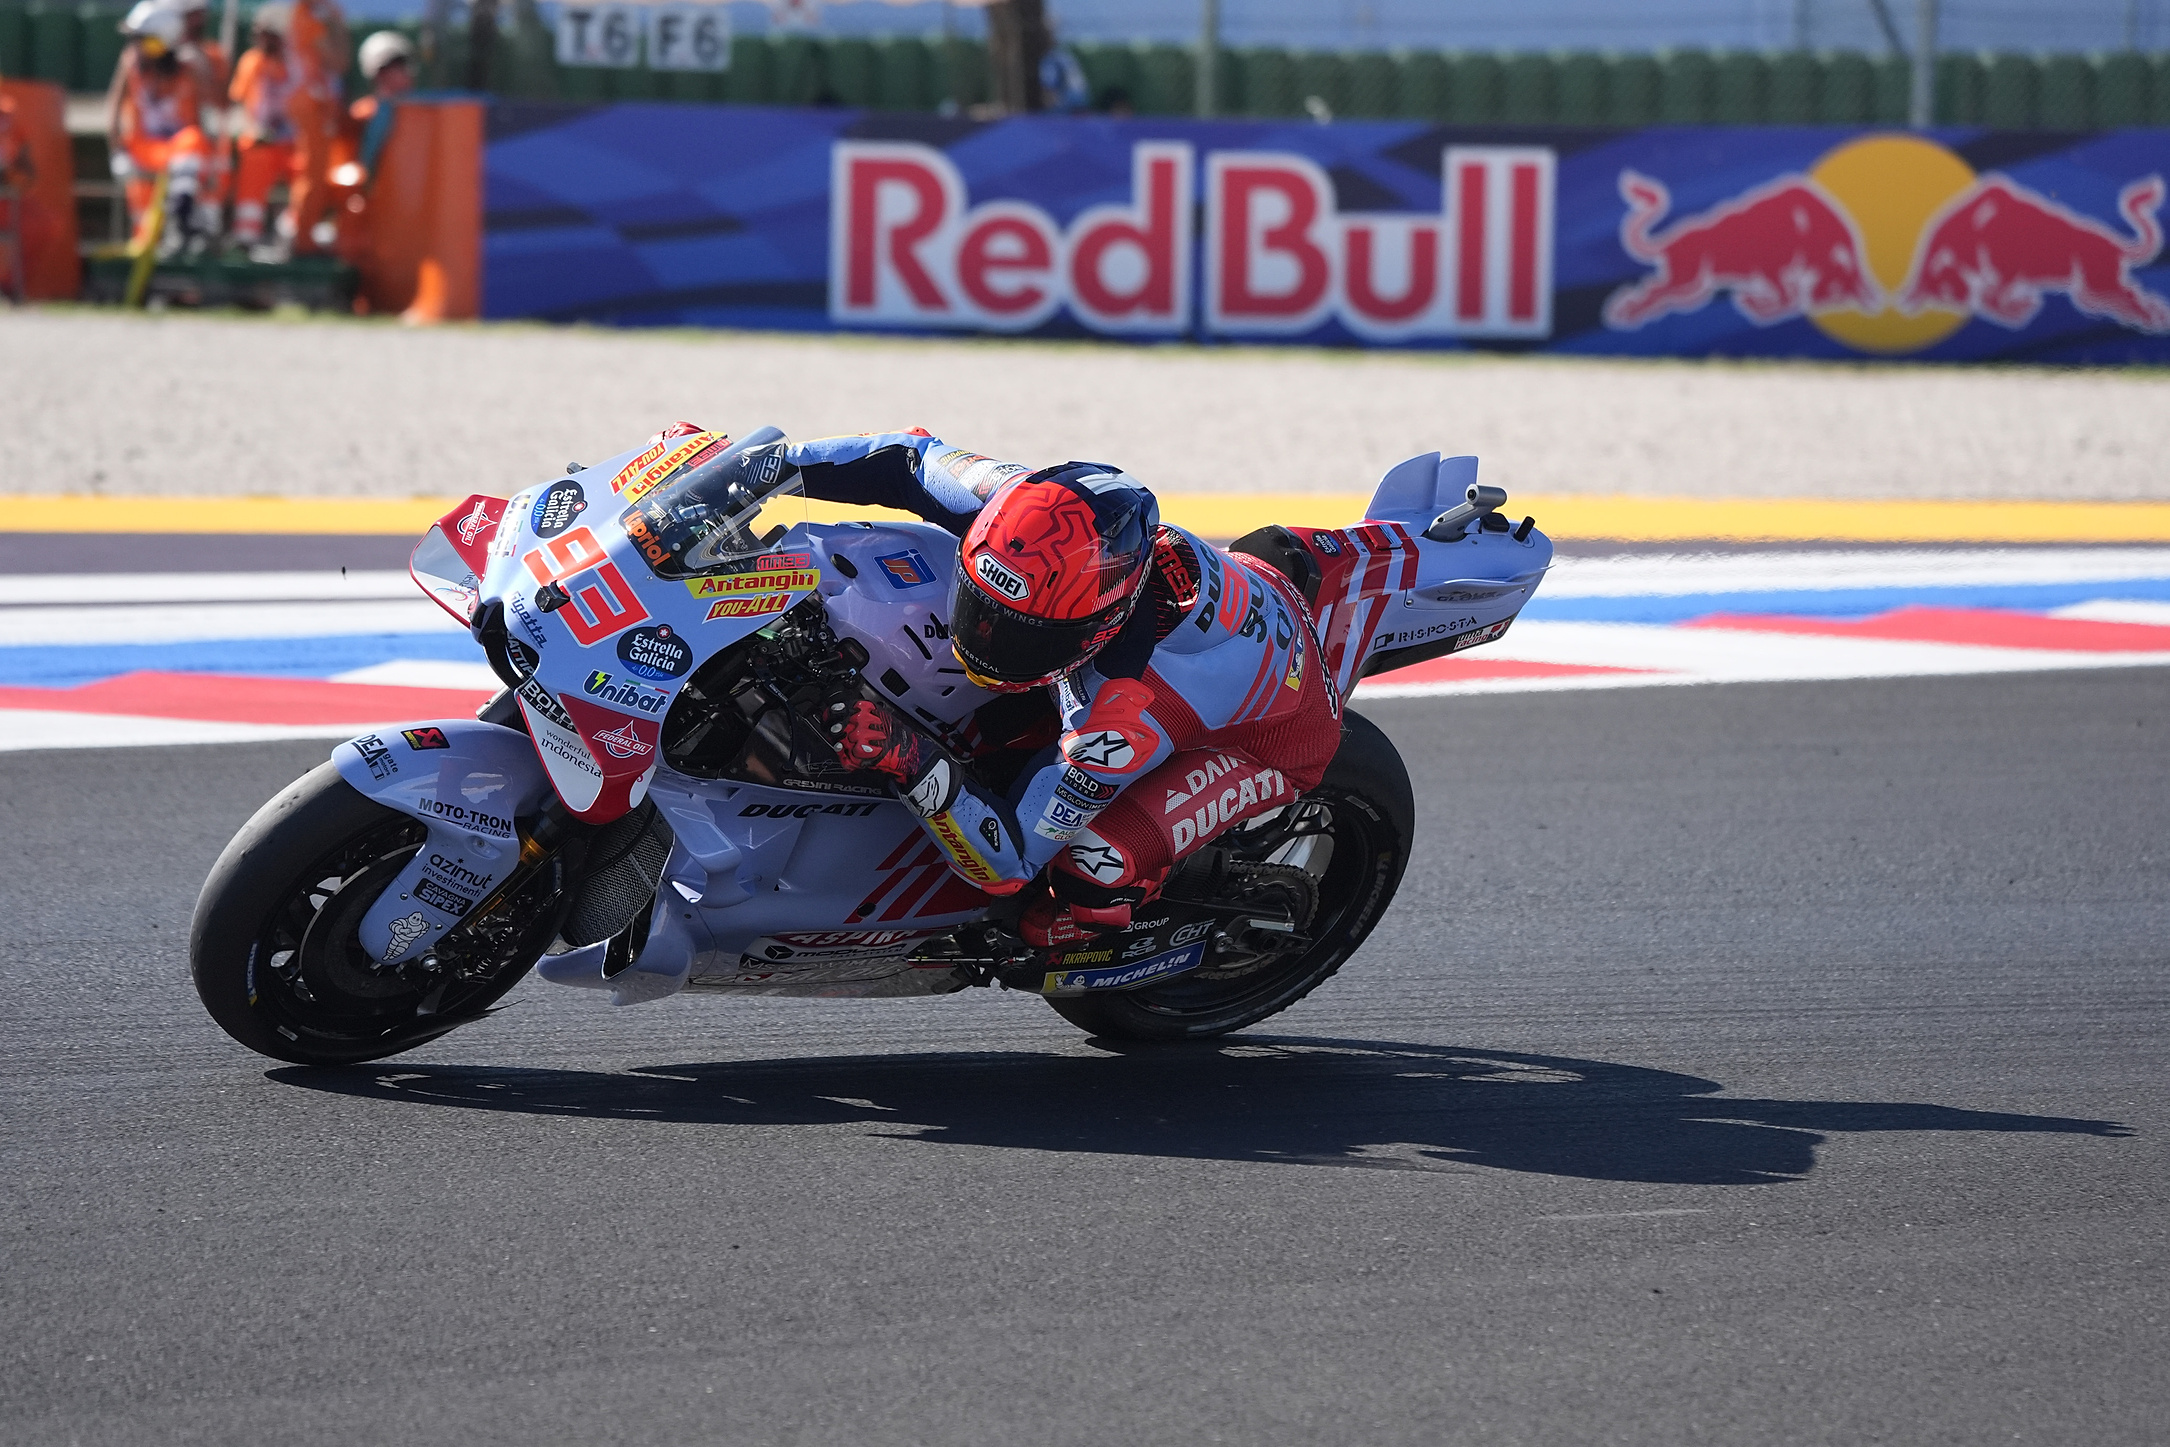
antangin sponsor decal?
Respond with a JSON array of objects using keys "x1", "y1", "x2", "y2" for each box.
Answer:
[
  {"x1": 613, "y1": 432, "x2": 724, "y2": 504},
  {"x1": 704, "y1": 594, "x2": 792, "y2": 622},
  {"x1": 685, "y1": 569, "x2": 822, "y2": 600},
  {"x1": 927, "y1": 811, "x2": 1000, "y2": 884}
]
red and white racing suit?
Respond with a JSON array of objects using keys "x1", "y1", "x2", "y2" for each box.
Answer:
[{"x1": 789, "y1": 430, "x2": 1345, "y2": 926}]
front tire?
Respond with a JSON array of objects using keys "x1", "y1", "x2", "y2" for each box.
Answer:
[
  {"x1": 190, "y1": 762, "x2": 553, "y2": 1066},
  {"x1": 1046, "y1": 708, "x2": 1415, "y2": 1042}
]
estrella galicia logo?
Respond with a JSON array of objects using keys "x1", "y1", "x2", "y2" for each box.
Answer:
[
  {"x1": 1311, "y1": 531, "x2": 1342, "y2": 556},
  {"x1": 877, "y1": 549, "x2": 937, "y2": 588},
  {"x1": 617, "y1": 624, "x2": 691, "y2": 681},
  {"x1": 531, "y1": 479, "x2": 587, "y2": 537}
]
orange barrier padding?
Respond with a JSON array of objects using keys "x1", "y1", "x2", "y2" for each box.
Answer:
[
  {"x1": 359, "y1": 99, "x2": 480, "y2": 322},
  {"x1": 0, "y1": 79, "x2": 80, "y2": 300}
]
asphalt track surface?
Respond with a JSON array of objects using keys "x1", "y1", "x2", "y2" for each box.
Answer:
[{"x1": 4, "y1": 671, "x2": 2165, "y2": 1446}]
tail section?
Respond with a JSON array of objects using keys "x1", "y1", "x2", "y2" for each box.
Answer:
[
  {"x1": 1244, "y1": 453, "x2": 1550, "y2": 697},
  {"x1": 2117, "y1": 175, "x2": 2167, "y2": 264},
  {"x1": 1616, "y1": 170, "x2": 1672, "y2": 263}
]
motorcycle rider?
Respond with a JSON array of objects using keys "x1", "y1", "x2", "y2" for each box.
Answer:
[{"x1": 775, "y1": 428, "x2": 1346, "y2": 946}]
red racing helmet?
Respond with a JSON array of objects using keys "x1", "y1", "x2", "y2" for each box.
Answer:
[{"x1": 950, "y1": 462, "x2": 1158, "y2": 691}]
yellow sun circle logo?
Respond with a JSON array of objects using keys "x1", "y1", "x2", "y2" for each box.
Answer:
[{"x1": 1806, "y1": 134, "x2": 1978, "y2": 354}]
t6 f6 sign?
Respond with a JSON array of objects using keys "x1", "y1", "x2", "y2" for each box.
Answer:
[{"x1": 481, "y1": 104, "x2": 2170, "y2": 363}]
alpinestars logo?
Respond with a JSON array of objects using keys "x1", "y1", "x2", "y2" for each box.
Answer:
[
  {"x1": 591, "y1": 721, "x2": 653, "y2": 759},
  {"x1": 383, "y1": 910, "x2": 431, "y2": 962},
  {"x1": 974, "y1": 552, "x2": 1030, "y2": 601},
  {"x1": 1063, "y1": 730, "x2": 1136, "y2": 771},
  {"x1": 1067, "y1": 840, "x2": 1128, "y2": 883}
]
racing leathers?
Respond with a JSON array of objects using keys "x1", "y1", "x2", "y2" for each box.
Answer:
[{"x1": 789, "y1": 430, "x2": 1345, "y2": 937}]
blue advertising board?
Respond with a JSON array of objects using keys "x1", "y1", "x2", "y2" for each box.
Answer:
[{"x1": 483, "y1": 103, "x2": 2170, "y2": 363}]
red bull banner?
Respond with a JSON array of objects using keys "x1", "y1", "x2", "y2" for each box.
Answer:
[{"x1": 484, "y1": 105, "x2": 2170, "y2": 363}]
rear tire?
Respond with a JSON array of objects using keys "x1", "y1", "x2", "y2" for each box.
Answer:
[
  {"x1": 1046, "y1": 708, "x2": 1414, "y2": 1042},
  {"x1": 190, "y1": 762, "x2": 551, "y2": 1066}
]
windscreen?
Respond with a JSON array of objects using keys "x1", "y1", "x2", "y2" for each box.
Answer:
[{"x1": 620, "y1": 426, "x2": 805, "y2": 579}]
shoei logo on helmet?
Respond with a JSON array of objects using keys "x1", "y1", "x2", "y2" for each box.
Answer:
[{"x1": 974, "y1": 552, "x2": 1030, "y2": 602}]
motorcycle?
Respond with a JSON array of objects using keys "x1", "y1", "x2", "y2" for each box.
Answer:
[{"x1": 190, "y1": 428, "x2": 1552, "y2": 1065}]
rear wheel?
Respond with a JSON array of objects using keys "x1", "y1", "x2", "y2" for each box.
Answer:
[
  {"x1": 190, "y1": 762, "x2": 562, "y2": 1066},
  {"x1": 1046, "y1": 709, "x2": 1414, "y2": 1042}
]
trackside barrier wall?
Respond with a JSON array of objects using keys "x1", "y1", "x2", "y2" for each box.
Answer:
[
  {"x1": 365, "y1": 99, "x2": 482, "y2": 320},
  {"x1": 482, "y1": 104, "x2": 2170, "y2": 363},
  {"x1": 0, "y1": 76, "x2": 78, "y2": 298}
]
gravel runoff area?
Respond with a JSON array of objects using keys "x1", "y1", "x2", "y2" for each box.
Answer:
[{"x1": 3, "y1": 308, "x2": 2166, "y2": 501}]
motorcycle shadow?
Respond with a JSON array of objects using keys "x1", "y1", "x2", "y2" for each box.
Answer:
[{"x1": 266, "y1": 1037, "x2": 2131, "y2": 1187}]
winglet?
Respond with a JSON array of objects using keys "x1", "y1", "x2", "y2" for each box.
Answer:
[{"x1": 1364, "y1": 451, "x2": 1441, "y2": 523}]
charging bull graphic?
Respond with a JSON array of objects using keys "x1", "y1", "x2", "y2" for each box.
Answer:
[
  {"x1": 1606, "y1": 149, "x2": 2170, "y2": 346},
  {"x1": 1603, "y1": 170, "x2": 1880, "y2": 329},
  {"x1": 1897, "y1": 173, "x2": 2170, "y2": 334}
]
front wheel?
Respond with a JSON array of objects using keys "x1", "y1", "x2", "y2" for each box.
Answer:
[
  {"x1": 190, "y1": 762, "x2": 561, "y2": 1066},
  {"x1": 1046, "y1": 708, "x2": 1415, "y2": 1042}
]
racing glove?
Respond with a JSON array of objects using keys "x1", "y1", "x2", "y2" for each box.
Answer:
[{"x1": 825, "y1": 697, "x2": 930, "y2": 785}]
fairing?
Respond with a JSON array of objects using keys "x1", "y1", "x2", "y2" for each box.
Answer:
[
  {"x1": 333, "y1": 720, "x2": 554, "y2": 967},
  {"x1": 460, "y1": 429, "x2": 822, "y2": 826}
]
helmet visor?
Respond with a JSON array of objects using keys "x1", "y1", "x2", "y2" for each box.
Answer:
[{"x1": 951, "y1": 575, "x2": 1128, "y2": 688}]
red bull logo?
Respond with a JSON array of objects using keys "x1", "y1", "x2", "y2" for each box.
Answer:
[
  {"x1": 1606, "y1": 134, "x2": 2170, "y2": 351},
  {"x1": 1899, "y1": 174, "x2": 2170, "y2": 332},
  {"x1": 1604, "y1": 171, "x2": 1878, "y2": 328}
]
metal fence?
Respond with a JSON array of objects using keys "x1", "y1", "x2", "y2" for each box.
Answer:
[{"x1": 4, "y1": 2, "x2": 2167, "y2": 129}]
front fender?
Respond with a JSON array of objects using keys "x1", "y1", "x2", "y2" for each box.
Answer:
[{"x1": 332, "y1": 721, "x2": 555, "y2": 965}]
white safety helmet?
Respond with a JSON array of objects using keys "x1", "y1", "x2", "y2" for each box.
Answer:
[
  {"x1": 251, "y1": 2, "x2": 291, "y2": 35},
  {"x1": 120, "y1": 1, "x2": 186, "y2": 53},
  {"x1": 358, "y1": 30, "x2": 415, "y2": 82}
]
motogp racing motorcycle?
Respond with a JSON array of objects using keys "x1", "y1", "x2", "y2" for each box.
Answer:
[{"x1": 190, "y1": 428, "x2": 1552, "y2": 1065}]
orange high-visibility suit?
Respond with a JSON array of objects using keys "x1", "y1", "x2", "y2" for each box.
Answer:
[
  {"x1": 228, "y1": 44, "x2": 297, "y2": 244},
  {"x1": 283, "y1": 0, "x2": 349, "y2": 253},
  {"x1": 116, "y1": 61, "x2": 208, "y2": 240}
]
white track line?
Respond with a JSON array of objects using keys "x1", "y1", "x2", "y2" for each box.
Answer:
[
  {"x1": 2049, "y1": 599, "x2": 2170, "y2": 625},
  {"x1": 1543, "y1": 548, "x2": 2170, "y2": 597},
  {"x1": 0, "y1": 709, "x2": 391, "y2": 752},
  {"x1": 1354, "y1": 621, "x2": 2170, "y2": 698},
  {"x1": 329, "y1": 660, "x2": 504, "y2": 689},
  {"x1": 0, "y1": 599, "x2": 462, "y2": 646},
  {"x1": 0, "y1": 571, "x2": 418, "y2": 605}
]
